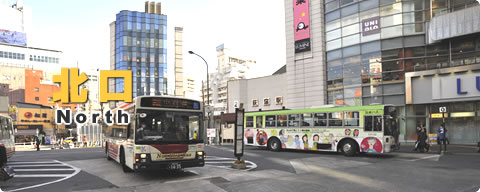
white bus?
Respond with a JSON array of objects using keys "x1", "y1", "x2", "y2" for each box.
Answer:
[
  {"x1": 0, "y1": 115, "x2": 15, "y2": 167},
  {"x1": 104, "y1": 96, "x2": 206, "y2": 172},
  {"x1": 244, "y1": 105, "x2": 399, "y2": 156}
]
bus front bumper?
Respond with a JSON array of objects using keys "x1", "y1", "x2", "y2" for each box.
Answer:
[{"x1": 133, "y1": 159, "x2": 205, "y2": 171}]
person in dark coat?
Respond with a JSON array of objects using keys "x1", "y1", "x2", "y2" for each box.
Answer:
[{"x1": 36, "y1": 136, "x2": 41, "y2": 151}]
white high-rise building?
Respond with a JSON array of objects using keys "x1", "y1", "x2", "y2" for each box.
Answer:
[{"x1": 202, "y1": 44, "x2": 256, "y2": 115}]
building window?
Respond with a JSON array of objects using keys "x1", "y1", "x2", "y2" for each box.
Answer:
[
  {"x1": 275, "y1": 96, "x2": 283, "y2": 105},
  {"x1": 252, "y1": 99, "x2": 258, "y2": 107},
  {"x1": 263, "y1": 98, "x2": 270, "y2": 106},
  {"x1": 35, "y1": 97, "x2": 39, "y2": 101},
  {"x1": 34, "y1": 88, "x2": 39, "y2": 92}
]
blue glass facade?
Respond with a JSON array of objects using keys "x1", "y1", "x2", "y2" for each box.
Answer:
[{"x1": 114, "y1": 10, "x2": 168, "y2": 97}]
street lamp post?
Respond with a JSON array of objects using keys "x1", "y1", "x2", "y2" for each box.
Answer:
[{"x1": 188, "y1": 51, "x2": 211, "y2": 143}]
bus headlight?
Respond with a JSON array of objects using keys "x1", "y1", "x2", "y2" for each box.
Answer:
[
  {"x1": 196, "y1": 151, "x2": 205, "y2": 159},
  {"x1": 140, "y1": 154, "x2": 147, "y2": 159}
]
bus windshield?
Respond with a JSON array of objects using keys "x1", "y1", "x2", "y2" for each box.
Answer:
[{"x1": 135, "y1": 110, "x2": 202, "y2": 144}]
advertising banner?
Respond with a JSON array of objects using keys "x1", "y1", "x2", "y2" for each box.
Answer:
[
  {"x1": 0, "y1": 29, "x2": 27, "y2": 46},
  {"x1": 207, "y1": 128, "x2": 216, "y2": 138},
  {"x1": 294, "y1": 0, "x2": 311, "y2": 53}
]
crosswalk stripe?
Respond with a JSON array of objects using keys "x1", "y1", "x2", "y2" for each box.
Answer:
[
  {"x1": 205, "y1": 161, "x2": 234, "y2": 164},
  {"x1": 8, "y1": 161, "x2": 57, "y2": 165},
  {"x1": 10, "y1": 164, "x2": 70, "y2": 168},
  {"x1": 14, "y1": 174, "x2": 72, "y2": 178},
  {"x1": 14, "y1": 169, "x2": 75, "y2": 171}
]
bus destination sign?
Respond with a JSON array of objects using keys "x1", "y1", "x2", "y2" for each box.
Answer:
[{"x1": 140, "y1": 98, "x2": 200, "y2": 110}]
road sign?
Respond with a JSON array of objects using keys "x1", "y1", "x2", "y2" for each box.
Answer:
[
  {"x1": 207, "y1": 129, "x2": 216, "y2": 138},
  {"x1": 234, "y1": 108, "x2": 245, "y2": 160},
  {"x1": 439, "y1": 107, "x2": 447, "y2": 113}
]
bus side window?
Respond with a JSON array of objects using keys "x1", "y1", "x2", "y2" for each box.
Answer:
[
  {"x1": 313, "y1": 113, "x2": 327, "y2": 127},
  {"x1": 265, "y1": 115, "x2": 276, "y2": 128},
  {"x1": 0, "y1": 117, "x2": 4, "y2": 139},
  {"x1": 373, "y1": 116, "x2": 382, "y2": 131},
  {"x1": 302, "y1": 113, "x2": 312, "y2": 127},
  {"x1": 288, "y1": 114, "x2": 300, "y2": 127},
  {"x1": 277, "y1": 115, "x2": 287, "y2": 127},
  {"x1": 364, "y1": 116, "x2": 373, "y2": 131},
  {"x1": 1, "y1": 117, "x2": 8, "y2": 138},
  {"x1": 246, "y1": 116, "x2": 254, "y2": 127},
  {"x1": 255, "y1": 116, "x2": 263, "y2": 128}
]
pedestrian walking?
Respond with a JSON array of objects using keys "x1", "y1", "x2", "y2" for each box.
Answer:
[
  {"x1": 35, "y1": 136, "x2": 41, "y2": 151},
  {"x1": 413, "y1": 123, "x2": 422, "y2": 151},
  {"x1": 438, "y1": 123, "x2": 447, "y2": 153},
  {"x1": 417, "y1": 126, "x2": 428, "y2": 152},
  {"x1": 83, "y1": 136, "x2": 87, "y2": 148}
]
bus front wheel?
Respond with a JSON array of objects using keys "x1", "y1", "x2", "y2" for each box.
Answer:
[
  {"x1": 341, "y1": 140, "x2": 358, "y2": 157},
  {"x1": 268, "y1": 138, "x2": 282, "y2": 152},
  {"x1": 120, "y1": 148, "x2": 133, "y2": 172}
]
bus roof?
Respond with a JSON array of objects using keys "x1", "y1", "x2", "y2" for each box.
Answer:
[{"x1": 245, "y1": 104, "x2": 385, "y2": 116}]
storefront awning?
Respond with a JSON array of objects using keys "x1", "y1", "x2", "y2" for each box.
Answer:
[{"x1": 15, "y1": 129, "x2": 38, "y2": 136}]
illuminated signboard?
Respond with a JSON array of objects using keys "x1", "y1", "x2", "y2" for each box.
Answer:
[{"x1": 140, "y1": 97, "x2": 200, "y2": 110}]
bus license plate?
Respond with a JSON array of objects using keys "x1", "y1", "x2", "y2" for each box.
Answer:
[{"x1": 168, "y1": 163, "x2": 181, "y2": 170}]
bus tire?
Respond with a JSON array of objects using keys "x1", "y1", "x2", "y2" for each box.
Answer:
[
  {"x1": 341, "y1": 140, "x2": 358, "y2": 157},
  {"x1": 105, "y1": 143, "x2": 113, "y2": 161},
  {"x1": 268, "y1": 138, "x2": 282, "y2": 152},
  {"x1": 0, "y1": 147, "x2": 6, "y2": 167},
  {"x1": 120, "y1": 148, "x2": 132, "y2": 172}
]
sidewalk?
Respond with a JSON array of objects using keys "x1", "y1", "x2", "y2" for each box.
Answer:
[
  {"x1": 15, "y1": 144, "x2": 103, "y2": 152},
  {"x1": 397, "y1": 143, "x2": 479, "y2": 154}
]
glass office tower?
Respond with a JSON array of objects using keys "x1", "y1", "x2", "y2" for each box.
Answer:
[{"x1": 111, "y1": 8, "x2": 167, "y2": 97}]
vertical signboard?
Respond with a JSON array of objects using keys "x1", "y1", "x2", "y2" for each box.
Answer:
[
  {"x1": 234, "y1": 108, "x2": 245, "y2": 160},
  {"x1": 294, "y1": 0, "x2": 311, "y2": 53}
]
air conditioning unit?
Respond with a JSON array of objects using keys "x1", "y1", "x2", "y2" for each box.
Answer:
[{"x1": 275, "y1": 96, "x2": 283, "y2": 105}]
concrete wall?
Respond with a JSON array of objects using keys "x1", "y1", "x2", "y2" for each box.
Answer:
[
  {"x1": 285, "y1": 0, "x2": 326, "y2": 109},
  {"x1": 0, "y1": 96, "x2": 8, "y2": 113},
  {"x1": 428, "y1": 5, "x2": 480, "y2": 44},
  {"x1": 227, "y1": 74, "x2": 286, "y2": 113}
]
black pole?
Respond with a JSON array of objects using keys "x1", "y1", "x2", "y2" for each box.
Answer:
[{"x1": 189, "y1": 51, "x2": 210, "y2": 141}]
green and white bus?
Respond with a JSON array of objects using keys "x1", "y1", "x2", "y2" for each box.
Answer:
[{"x1": 243, "y1": 105, "x2": 399, "y2": 156}]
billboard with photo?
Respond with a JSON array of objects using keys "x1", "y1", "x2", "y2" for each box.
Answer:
[
  {"x1": 0, "y1": 29, "x2": 27, "y2": 46},
  {"x1": 293, "y1": 0, "x2": 311, "y2": 53}
]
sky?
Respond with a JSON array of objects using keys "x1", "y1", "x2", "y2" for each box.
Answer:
[{"x1": 20, "y1": 0, "x2": 287, "y2": 94}]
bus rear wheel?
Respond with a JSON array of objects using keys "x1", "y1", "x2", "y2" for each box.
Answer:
[
  {"x1": 120, "y1": 149, "x2": 132, "y2": 172},
  {"x1": 341, "y1": 140, "x2": 358, "y2": 157},
  {"x1": 268, "y1": 138, "x2": 282, "y2": 152}
]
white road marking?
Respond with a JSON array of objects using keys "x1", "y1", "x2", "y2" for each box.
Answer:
[
  {"x1": 14, "y1": 169, "x2": 75, "y2": 171},
  {"x1": 407, "y1": 154, "x2": 441, "y2": 162},
  {"x1": 164, "y1": 176, "x2": 230, "y2": 184},
  {"x1": 14, "y1": 174, "x2": 72, "y2": 178},
  {"x1": 7, "y1": 161, "x2": 61, "y2": 165},
  {"x1": 9, "y1": 164, "x2": 71, "y2": 168},
  {"x1": 289, "y1": 159, "x2": 392, "y2": 191},
  {"x1": 8, "y1": 160, "x2": 81, "y2": 192},
  {"x1": 205, "y1": 156, "x2": 257, "y2": 171}
]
